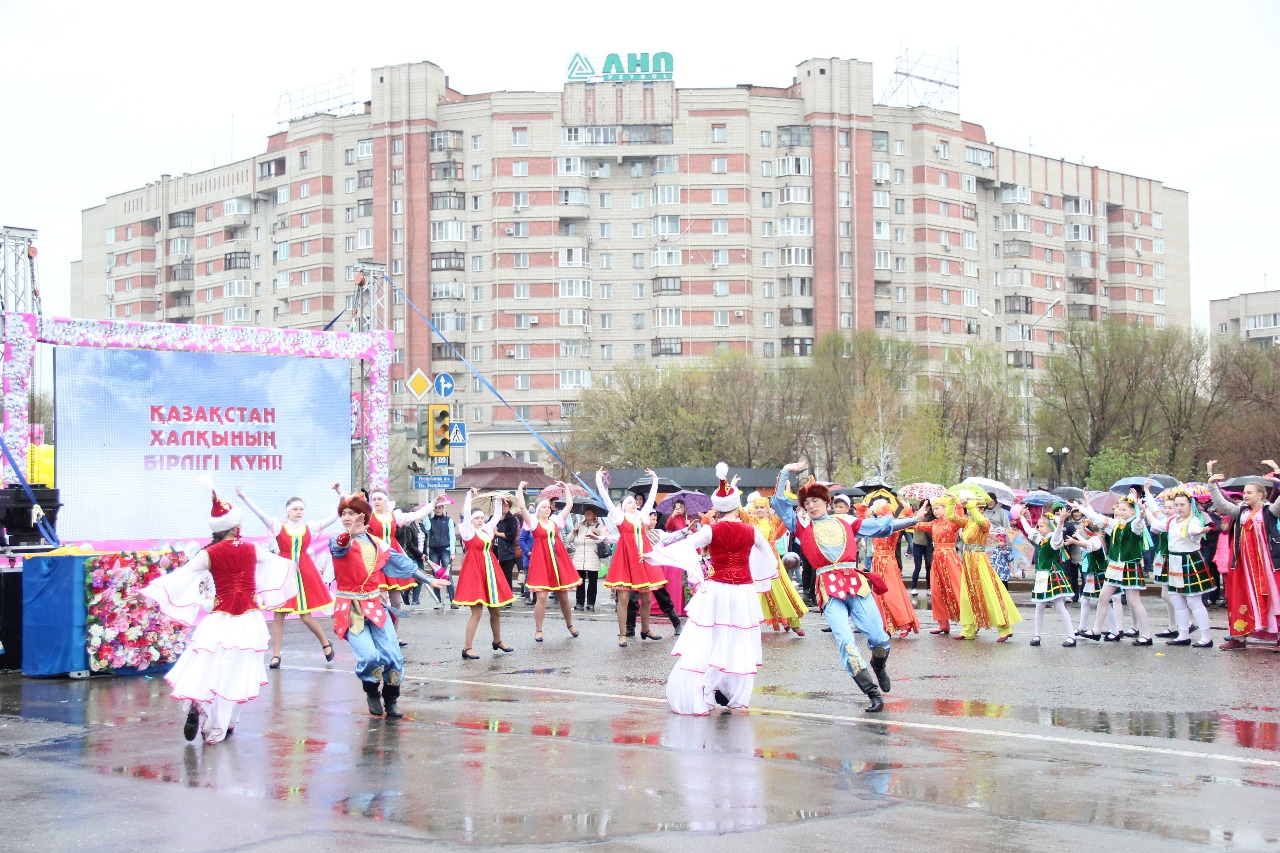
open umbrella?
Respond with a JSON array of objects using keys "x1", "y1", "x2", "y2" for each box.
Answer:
[
  {"x1": 1221, "y1": 475, "x2": 1274, "y2": 491},
  {"x1": 656, "y1": 490, "x2": 712, "y2": 515},
  {"x1": 947, "y1": 483, "x2": 990, "y2": 503},
  {"x1": 536, "y1": 483, "x2": 591, "y2": 503},
  {"x1": 1181, "y1": 482, "x2": 1212, "y2": 501},
  {"x1": 1022, "y1": 490, "x2": 1060, "y2": 507},
  {"x1": 471, "y1": 491, "x2": 513, "y2": 514},
  {"x1": 1109, "y1": 474, "x2": 1178, "y2": 494},
  {"x1": 852, "y1": 479, "x2": 894, "y2": 494},
  {"x1": 961, "y1": 477, "x2": 1016, "y2": 506},
  {"x1": 900, "y1": 482, "x2": 947, "y2": 503},
  {"x1": 1051, "y1": 486, "x2": 1086, "y2": 502},
  {"x1": 555, "y1": 497, "x2": 607, "y2": 517},
  {"x1": 626, "y1": 475, "x2": 683, "y2": 496},
  {"x1": 1089, "y1": 491, "x2": 1119, "y2": 514},
  {"x1": 860, "y1": 487, "x2": 902, "y2": 515}
]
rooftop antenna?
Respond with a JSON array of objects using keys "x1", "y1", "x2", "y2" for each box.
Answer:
[
  {"x1": 276, "y1": 71, "x2": 362, "y2": 129},
  {"x1": 879, "y1": 45, "x2": 960, "y2": 113}
]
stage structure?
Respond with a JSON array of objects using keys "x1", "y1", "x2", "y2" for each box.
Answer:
[{"x1": 1, "y1": 313, "x2": 394, "y2": 506}]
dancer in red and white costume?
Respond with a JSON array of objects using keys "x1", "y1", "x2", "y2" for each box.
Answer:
[
  {"x1": 597, "y1": 467, "x2": 668, "y2": 647},
  {"x1": 237, "y1": 483, "x2": 341, "y2": 668},
  {"x1": 647, "y1": 464, "x2": 779, "y2": 715},
  {"x1": 139, "y1": 478, "x2": 296, "y2": 744},
  {"x1": 513, "y1": 480, "x2": 582, "y2": 642},
  {"x1": 456, "y1": 487, "x2": 516, "y2": 660}
]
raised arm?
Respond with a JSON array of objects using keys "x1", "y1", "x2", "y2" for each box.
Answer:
[
  {"x1": 513, "y1": 481, "x2": 537, "y2": 528},
  {"x1": 858, "y1": 502, "x2": 927, "y2": 538},
  {"x1": 555, "y1": 482, "x2": 574, "y2": 528},
  {"x1": 1142, "y1": 496, "x2": 1169, "y2": 533},
  {"x1": 596, "y1": 469, "x2": 622, "y2": 523},
  {"x1": 458, "y1": 490, "x2": 477, "y2": 541},
  {"x1": 943, "y1": 498, "x2": 965, "y2": 526},
  {"x1": 770, "y1": 463, "x2": 805, "y2": 534},
  {"x1": 966, "y1": 501, "x2": 990, "y2": 532},
  {"x1": 234, "y1": 486, "x2": 279, "y2": 534},
  {"x1": 395, "y1": 502, "x2": 434, "y2": 524},
  {"x1": 312, "y1": 507, "x2": 339, "y2": 534},
  {"x1": 638, "y1": 469, "x2": 660, "y2": 515},
  {"x1": 1075, "y1": 502, "x2": 1113, "y2": 532},
  {"x1": 1017, "y1": 514, "x2": 1040, "y2": 544}
]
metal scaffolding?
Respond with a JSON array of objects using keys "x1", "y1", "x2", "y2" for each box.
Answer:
[
  {"x1": 1, "y1": 226, "x2": 41, "y2": 316},
  {"x1": 879, "y1": 48, "x2": 960, "y2": 114},
  {"x1": 351, "y1": 262, "x2": 389, "y2": 489}
]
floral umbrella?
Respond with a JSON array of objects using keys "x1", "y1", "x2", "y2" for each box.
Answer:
[
  {"x1": 900, "y1": 482, "x2": 947, "y2": 502},
  {"x1": 535, "y1": 483, "x2": 591, "y2": 503}
]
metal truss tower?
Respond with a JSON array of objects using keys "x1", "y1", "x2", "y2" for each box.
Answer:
[{"x1": 880, "y1": 47, "x2": 960, "y2": 114}]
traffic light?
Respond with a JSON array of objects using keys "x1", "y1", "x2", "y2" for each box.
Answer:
[{"x1": 428, "y1": 403, "x2": 451, "y2": 458}]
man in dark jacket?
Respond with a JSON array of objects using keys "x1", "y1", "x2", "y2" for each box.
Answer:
[
  {"x1": 396, "y1": 519, "x2": 426, "y2": 605},
  {"x1": 492, "y1": 496, "x2": 521, "y2": 592}
]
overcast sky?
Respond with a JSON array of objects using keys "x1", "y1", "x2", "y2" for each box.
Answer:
[{"x1": 2, "y1": 1, "x2": 1275, "y2": 321}]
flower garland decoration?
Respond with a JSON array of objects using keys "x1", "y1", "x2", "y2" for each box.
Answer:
[{"x1": 85, "y1": 551, "x2": 190, "y2": 673}]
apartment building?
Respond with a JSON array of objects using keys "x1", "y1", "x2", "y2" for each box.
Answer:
[
  {"x1": 1210, "y1": 289, "x2": 1280, "y2": 348},
  {"x1": 72, "y1": 56, "x2": 1191, "y2": 467}
]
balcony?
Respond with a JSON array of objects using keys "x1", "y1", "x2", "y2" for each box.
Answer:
[
  {"x1": 1003, "y1": 239, "x2": 1033, "y2": 258},
  {"x1": 168, "y1": 211, "x2": 195, "y2": 230},
  {"x1": 1068, "y1": 281, "x2": 1097, "y2": 296},
  {"x1": 874, "y1": 284, "x2": 891, "y2": 298},
  {"x1": 224, "y1": 252, "x2": 251, "y2": 270},
  {"x1": 167, "y1": 264, "x2": 194, "y2": 283},
  {"x1": 651, "y1": 337, "x2": 683, "y2": 357},
  {"x1": 430, "y1": 162, "x2": 463, "y2": 182},
  {"x1": 873, "y1": 267, "x2": 892, "y2": 284},
  {"x1": 1067, "y1": 305, "x2": 1097, "y2": 321}
]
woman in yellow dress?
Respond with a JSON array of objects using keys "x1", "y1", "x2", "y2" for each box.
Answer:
[
  {"x1": 747, "y1": 496, "x2": 808, "y2": 636},
  {"x1": 949, "y1": 498, "x2": 1022, "y2": 641}
]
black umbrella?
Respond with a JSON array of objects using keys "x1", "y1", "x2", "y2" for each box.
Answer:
[
  {"x1": 626, "y1": 476, "x2": 683, "y2": 495},
  {"x1": 1051, "y1": 486, "x2": 1086, "y2": 502},
  {"x1": 853, "y1": 479, "x2": 894, "y2": 494},
  {"x1": 832, "y1": 486, "x2": 866, "y2": 499},
  {"x1": 1221, "y1": 475, "x2": 1274, "y2": 491},
  {"x1": 555, "y1": 497, "x2": 607, "y2": 516}
]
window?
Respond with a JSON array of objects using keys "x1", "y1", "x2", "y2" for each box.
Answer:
[
  {"x1": 896, "y1": 316, "x2": 907, "y2": 332},
  {"x1": 781, "y1": 247, "x2": 813, "y2": 266},
  {"x1": 713, "y1": 280, "x2": 729, "y2": 297},
  {"x1": 599, "y1": 192, "x2": 612, "y2": 209},
  {"x1": 873, "y1": 220, "x2": 890, "y2": 240},
  {"x1": 357, "y1": 228, "x2": 373, "y2": 249},
  {"x1": 714, "y1": 310, "x2": 729, "y2": 327},
  {"x1": 711, "y1": 124, "x2": 727, "y2": 143},
  {"x1": 512, "y1": 161, "x2": 528, "y2": 177},
  {"x1": 599, "y1": 313, "x2": 613, "y2": 330},
  {"x1": 632, "y1": 282, "x2": 645, "y2": 299},
  {"x1": 513, "y1": 283, "x2": 530, "y2": 300},
  {"x1": 512, "y1": 127, "x2": 528, "y2": 146},
  {"x1": 276, "y1": 186, "x2": 289, "y2": 204},
  {"x1": 514, "y1": 374, "x2": 530, "y2": 391},
  {"x1": 633, "y1": 252, "x2": 646, "y2": 269},
  {"x1": 357, "y1": 139, "x2": 372, "y2": 159},
  {"x1": 838, "y1": 131, "x2": 850, "y2": 148},
  {"x1": 472, "y1": 256, "x2": 483, "y2": 272},
  {"x1": 392, "y1": 228, "x2": 404, "y2": 245},
  {"x1": 713, "y1": 218, "x2": 728, "y2": 235},
  {"x1": 840, "y1": 221, "x2": 852, "y2": 238},
  {"x1": 711, "y1": 249, "x2": 729, "y2": 265},
  {"x1": 1154, "y1": 238, "x2": 1165, "y2": 254},
  {"x1": 654, "y1": 307, "x2": 681, "y2": 327},
  {"x1": 1153, "y1": 212, "x2": 1163, "y2": 229},
  {"x1": 839, "y1": 191, "x2": 852, "y2": 208},
  {"x1": 761, "y1": 131, "x2": 772, "y2": 147},
  {"x1": 344, "y1": 177, "x2": 355, "y2": 194},
  {"x1": 894, "y1": 198, "x2": 906, "y2": 214},
  {"x1": 654, "y1": 155, "x2": 679, "y2": 174},
  {"x1": 1155, "y1": 263, "x2": 1165, "y2": 280},
  {"x1": 893, "y1": 168, "x2": 904, "y2": 185},
  {"x1": 963, "y1": 288, "x2": 979, "y2": 308},
  {"x1": 895, "y1": 287, "x2": 906, "y2": 302},
  {"x1": 762, "y1": 251, "x2": 774, "y2": 267},
  {"x1": 872, "y1": 191, "x2": 889, "y2": 208},
  {"x1": 762, "y1": 161, "x2": 773, "y2": 177},
  {"x1": 840, "y1": 252, "x2": 852, "y2": 267},
  {"x1": 839, "y1": 161, "x2": 851, "y2": 177},
  {"x1": 514, "y1": 314, "x2": 531, "y2": 330},
  {"x1": 894, "y1": 257, "x2": 907, "y2": 272},
  {"x1": 936, "y1": 141, "x2": 950, "y2": 159},
  {"x1": 711, "y1": 157, "x2": 728, "y2": 174},
  {"x1": 632, "y1": 222, "x2": 645, "y2": 239},
  {"x1": 775, "y1": 157, "x2": 812, "y2": 177},
  {"x1": 763, "y1": 311, "x2": 774, "y2": 328},
  {"x1": 1002, "y1": 213, "x2": 1031, "y2": 232},
  {"x1": 873, "y1": 250, "x2": 890, "y2": 270},
  {"x1": 962, "y1": 175, "x2": 976, "y2": 193},
  {"x1": 762, "y1": 280, "x2": 775, "y2": 298},
  {"x1": 938, "y1": 172, "x2": 949, "y2": 189},
  {"x1": 762, "y1": 192, "x2": 773, "y2": 208},
  {"x1": 633, "y1": 313, "x2": 646, "y2": 330}
]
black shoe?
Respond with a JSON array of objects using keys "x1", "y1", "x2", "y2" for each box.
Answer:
[
  {"x1": 852, "y1": 670, "x2": 884, "y2": 713},
  {"x1": 382, "y1": 684, "x2": 403, "y2": 720},
  {"x1": 1132, "y1": 637, "x2": 1153, "y2": 646},
  {"x1": 870, "y1": 646, "x2": 891, "y2": 693},
  {"x1": 673, "y1": 622, "x2": 683, "y2": 636},
  {"x1": 821, "y1": 626, "x2": 833, "y2": 633},
  {"x1": 1062, "y1": 638, "x2": 1077, "y2": 647},
  {"x1": 398, "y1": 641, "x2": 408, "y2": 648},
  {"x1": 1078, "y1": 630, "x2": 1102, "y2": 641},
  {"x1": 362, "y1": 681, "x2": 384, "y2": 717},
  {"x1": 1165, "y1": 638, "x2": 1191, "y2": 646},
  {"x1": 1192, "y1": 638, "x2": 1213, "y2": 648},
  {"x1": 1121, "y1": 629, "x2": 1139, "y2": 638},
  {"x1": 625, "y1": 630, "x2": 636, "y2": 638},
  {"x1": 1154, "y1": 629, "x2": 1179, "y2": 639},
  {"x1": 462, "y1": 648, "x2": 480, "y2": 660},
  {"x1": 713, "y1": 689, "x2": 730, "y2": 707},
  {"x1": 586, "y1": 605, "x2": 595, "y2": 612},
  {"x1": 573, "y1": 605, "x2": 583, "y2": 611},
  {"x1": 492, "y1": 641, "x2": 515, "y2": 653},
  {"x1": 640, "y1": 631, "x2": 663, "y2": 641},
  {"x1": 1030, "y1": 636, "x2": 1041, "y2": 647},
  {"x1": 1103, "y1": 632, "x2": 1122, "y2": 642},
  {"x1": 183, "y1": 706, "x2": 199, "y2": 742}
]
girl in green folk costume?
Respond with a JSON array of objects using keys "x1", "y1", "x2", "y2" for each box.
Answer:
[
  {"x1": 1143, "y1": 488, "x2": 1216, "y2": 647},
  {"x1": 1074, "y1": 489, "x2": 1153, "y2": 645},
  {"x1": 1066, "y1": 524, "x2": 1124, "y2": 639},
  {"x1": 1014, "y1": 502, "x2": 1077, "y2": 647}
]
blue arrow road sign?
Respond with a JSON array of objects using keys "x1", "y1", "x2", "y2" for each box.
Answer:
[
  {"x1": 449, "y1": 423, "x2": 467, "y2": 446},
  {"x1": 433, "y1": 373, "x2": 456, "y2": 398}
]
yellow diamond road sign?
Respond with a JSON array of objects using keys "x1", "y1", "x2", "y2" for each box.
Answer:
[{"x1": 407, "y1": 369, "x2": 431, "y2": 401}]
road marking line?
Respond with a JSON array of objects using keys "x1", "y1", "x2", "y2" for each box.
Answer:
[{"x1": 286, "y1": 665, "x2": 1280, "y2": 769}]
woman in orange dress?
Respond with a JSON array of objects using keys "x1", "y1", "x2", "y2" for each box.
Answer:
[
  {"x1": 868, "y1": 503, "x2": 920, "y2": 638},
  {"x1": 913, "y1": 496, "x2": 964, "y2": 635},
  {"x1": 950, "y1": 498, "x2": 1023, "y2": 641}
]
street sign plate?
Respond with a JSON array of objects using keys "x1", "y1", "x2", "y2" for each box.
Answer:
[
  {"x1": 434, "y1": 456, "x2": 450, "y2": 467},
  {"x1": 432, "y1": 373, "x2": 456, "y2": 398},
  {"x1": 449, "y1": 423, "x2": 467, "y2": 446},
  {"x1": 412, "y1": 474, "x2": 455, "y2": 490},
  {"x1": 406, "y1": 368, "x2": 431, "y2": 401}
]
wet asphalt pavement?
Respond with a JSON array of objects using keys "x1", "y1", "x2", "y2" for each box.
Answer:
[{"x1": 2, "y1": 589, "x2": 1279, "y2": 852}]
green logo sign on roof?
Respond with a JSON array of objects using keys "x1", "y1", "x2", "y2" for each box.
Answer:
[{"x1": 566, "y1": 52, "x2": 673, "y2": 83}]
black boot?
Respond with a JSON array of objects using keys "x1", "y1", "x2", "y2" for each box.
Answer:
[
  {"x1": 870, "y1": 645, "x2": 891, "y2": 693},
  {"x1": 713, "y1": 689, "x2": 730, "y2": 707},
  {"x1": 382, "y1": 683, "x2": 403, "y2": 719},
  {"x1": 362, "y1": 680, "x2": 384, "y2": 717},
  {"x1": 853, "y1": 670, "x2": 884, "y2": 713}
]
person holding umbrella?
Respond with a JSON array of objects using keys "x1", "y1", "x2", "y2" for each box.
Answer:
[
  {"x1": 596, "y1": 467, "x2": 668, "y2": 647},
  {"x1": 571, "y1": 505, "x2": 609, "y2": 612},
  {"x1": 513, "y1": 481, "x2": 582, "y2": 642}
]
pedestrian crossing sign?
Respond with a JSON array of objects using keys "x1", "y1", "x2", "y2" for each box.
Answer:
[{"x1": 449, "y1": 423, "x2": 467, "y2": 447}]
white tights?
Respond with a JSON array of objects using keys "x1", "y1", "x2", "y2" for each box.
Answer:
[
  {"x1": 1033, "y1": 598, "x2": 1075, "y2": 640},
  {"x1": 1077, "y1": 597, "x2": 1121, "y2": 633},
  {"x1": 1159, "y1": 585, "x2": 1177, "y2": 632},
  {"x1": 1092, "y1": 583, "x2": 1151, "y2": 638},
  {"x1": 1167, "y1": 592, "x2": 1212, "y2": 642}
]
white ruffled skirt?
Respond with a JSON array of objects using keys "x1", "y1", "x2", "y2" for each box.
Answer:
[
  {"x1": 165, "y1": 611, "x2": 270, "y2": 742},
  {"x1": 666, "y1": 580, "x2": 764, "y2": 716}
]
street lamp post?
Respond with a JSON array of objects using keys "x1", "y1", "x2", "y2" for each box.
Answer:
[
  {"x1": 1046, "y1": 446, "x2": 1069, "y2": 489},
  {"x1": 980, "y1": 297, "x2": 1061, "y2": 488}
]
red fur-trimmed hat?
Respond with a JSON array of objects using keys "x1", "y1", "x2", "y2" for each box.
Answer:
[
  {"x1": 712, "y1": 462, "x2": 742, "y2": 512},
  {"x1": 199, "y1": 475, "x2": 241, "y2": 533},
  {"x1": 796, "y1": 476, "x2": 831, "y2": 506}
]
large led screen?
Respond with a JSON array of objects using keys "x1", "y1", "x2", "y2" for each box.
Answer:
[{"x1": 55, "y1": 348, "x2": 351, "y2": 541}]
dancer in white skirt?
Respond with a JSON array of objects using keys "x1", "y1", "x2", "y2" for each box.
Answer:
[
  {"x1": 139, "y1": 478, "x2": 296, "y2": 744},
  {"x1": 646, "y1": 464, "x2": 778, "y2": 715}
]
